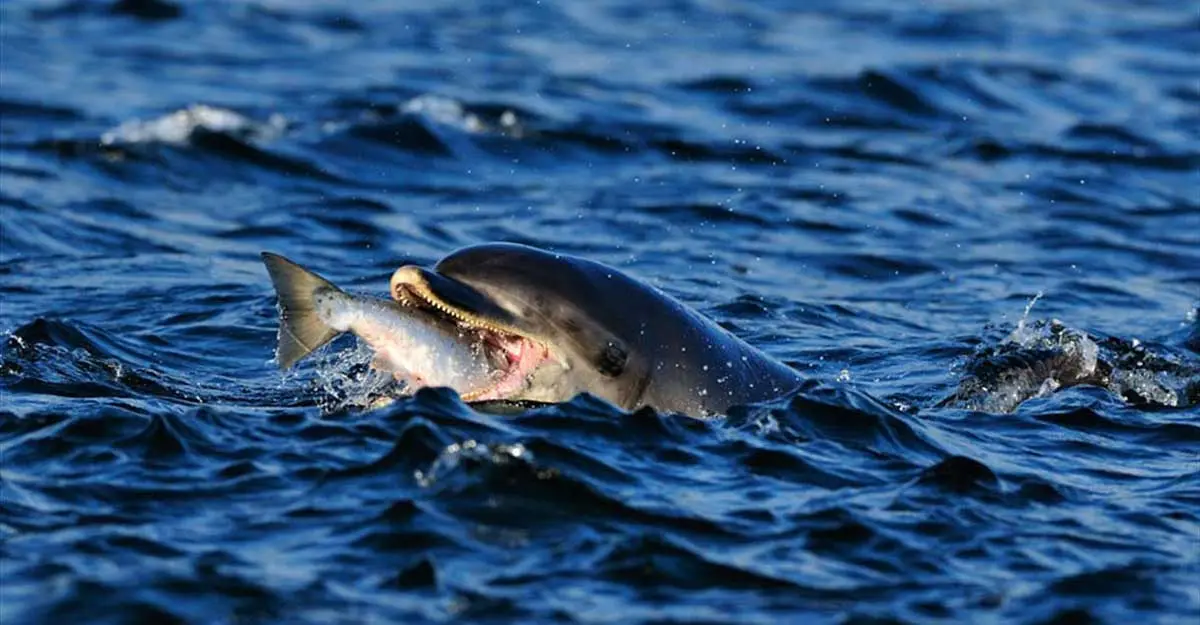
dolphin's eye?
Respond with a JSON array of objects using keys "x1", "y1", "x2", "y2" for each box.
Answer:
[{"x1": 597, "y1": 342, "x2": 627, "y2": 377}]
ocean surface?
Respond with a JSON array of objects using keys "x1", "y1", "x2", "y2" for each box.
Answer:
[{"x1": 2, "y1": 1, "x2": 1199, "y2": 623}]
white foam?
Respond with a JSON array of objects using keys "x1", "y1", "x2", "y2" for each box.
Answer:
[
  {"x1": 400, "y1": 94, "x2": 522, "y2": 137},
  {"x1": 401, "y1": 95, "x2": 483, "y2": 133},
  {"x1": 101, "y1": 104, "x2": 286, "y2": 146}
]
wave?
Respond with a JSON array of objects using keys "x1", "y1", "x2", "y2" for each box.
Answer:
[{"x1": 101, "y1": 104, "x2": 286, "y2": 147}]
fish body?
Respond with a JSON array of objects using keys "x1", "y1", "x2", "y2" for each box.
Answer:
[{"x1": 262, "y1": 253, "x2": 493, "y2": 393}]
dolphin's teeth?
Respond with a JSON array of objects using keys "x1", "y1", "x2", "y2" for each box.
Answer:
[{"x1": 395, "y1": 275, "x2": 552, "y2": 373}]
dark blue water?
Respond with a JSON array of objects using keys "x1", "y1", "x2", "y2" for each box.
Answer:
[{"x1": 3, "y1": 1, "x2": 1199, "y2": 623}]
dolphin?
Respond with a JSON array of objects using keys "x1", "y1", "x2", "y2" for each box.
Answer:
[{"x1": 264, "y1": 242, "x2": 802, "y2": 416}]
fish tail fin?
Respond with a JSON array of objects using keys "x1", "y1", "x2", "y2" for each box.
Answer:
[{"x1": 261, "y1": 252, "x2": 343, "y2": 369}]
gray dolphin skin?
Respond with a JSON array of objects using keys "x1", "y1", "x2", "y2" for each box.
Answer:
[
  {"x1": 383, "y1": 243, "x2": 802, "y2": 416},
  {"x1": 262, "y1": 242, "x2": 801, "y2": 416}
]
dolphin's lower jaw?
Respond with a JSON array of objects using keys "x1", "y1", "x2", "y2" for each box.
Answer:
[{"x1": 467, "y1": 338, "x2": 551, "y2": 401}]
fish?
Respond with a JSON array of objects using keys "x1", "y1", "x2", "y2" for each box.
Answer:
[{"x1": 261, "y1": 252, "x2": 507, "y2": 398}]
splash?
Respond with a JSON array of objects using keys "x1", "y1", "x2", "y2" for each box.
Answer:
[
  {"x1": 946, "y1": 317, "x2": 1197, "y2": 412},
  {"x1": 1008, "y1": 290, "x2": 1045, "y2": 346},
  {"x1": 307, "y1": 340, "x2": 401, "y2": 413}
]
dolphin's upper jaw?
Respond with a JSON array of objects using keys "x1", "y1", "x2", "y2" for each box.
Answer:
[{"x1": 389, "y1": 265, "x2": 552, "y2": 401}]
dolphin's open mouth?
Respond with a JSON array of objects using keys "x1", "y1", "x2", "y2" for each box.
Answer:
[{"x1": 389, "y1": 266, "x2": 550, "y2": 401}]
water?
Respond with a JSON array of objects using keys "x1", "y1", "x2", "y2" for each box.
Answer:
[{"x1": 2, "y1": 1, "x2": 1198, "y2": 623}]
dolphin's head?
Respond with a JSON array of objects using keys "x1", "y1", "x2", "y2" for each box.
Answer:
[{"x1": 389, "y1": 243, "x2": 650, "y2": 407}]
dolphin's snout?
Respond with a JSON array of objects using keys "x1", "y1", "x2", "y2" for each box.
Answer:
[
  {"x1": 388, "y1": 264, "x2": 520, "y2": 333},
  {"x1": 389, "y1": 265, "x2": 425, "y2": 302}
]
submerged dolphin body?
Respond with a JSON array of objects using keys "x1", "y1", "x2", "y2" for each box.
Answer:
[{"x1": 263, "y1": 243, "x2": 802, "y2": 416}]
